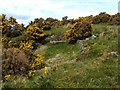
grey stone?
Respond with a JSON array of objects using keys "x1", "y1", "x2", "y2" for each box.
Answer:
[
  {"x1": 77, "y1": 40, "x2": 84, "y2": 49},
  {"x1": 92, "y1": 35, "x2": 97, "y2": 39}
]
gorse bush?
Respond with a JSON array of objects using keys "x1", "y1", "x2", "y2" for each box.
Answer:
[
  {"x1": 44, "y1": 17, "x2": 60, "y2": 28},
  {"x1": 61, "y1": 16, "x2": 69, "y2": 25},
  {"x1": 9, "y1": 16, "x2": 17, "y2": 24},
  {"x1": 0, "y1": 14, "x2": 24, "y2": 38},
  {"x1": 2, "y1": 35, "x2": 10, "y2": 48},
  {"x1": 33, "y1": 17, "x2": 60, "y2": 30},
  {"x1": 31, "y1": 54, "x2": 45, "y2": 70},
  {"x1": 108, "y1": 13, "x2": 120, "y2": 25},
  {"x1": 8, "y1": 40, "x2": 19, "y2": 48},
  {"x1": 42, "y1": 22, "x2": 51, "y2": 30},
  {"x1": 2, "y1": 48, "x2": 30, "y2": 77},
  {"x1": 64, "y1": 20, "x2": 92, "y2": 44},
  {"x1": 92, "y1": 12, "x2": 110, "y2": 24},
  {"x1": 2, "y1": 48, "x2": 45, "y2": 77},
  {"x1": 19, "y1": 40, "x2": 34, "y2": 53},
  {"x1": 26, "y1": 24, "x2": 47, "y2": 42},
  {"x1": 75, "y1": 15, "x2": 93, "y2": 23}
]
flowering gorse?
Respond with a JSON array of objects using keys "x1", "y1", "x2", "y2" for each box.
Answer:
[
  {"x1": 64, "y1": 20, "x2": 92, "y2": 44},
  {"x1": 20, "y1": 40, "x2": 34, "y2": 53},
  {"x1": 31, "y1": 54, "x2": 44, "y2": 70},
  {"x1": 26, "y1": 24, "x2": 47, "y2": 41},
  {"x1": 4, "y1": 74, "x2": 11, "y2": 81},
  {"x1": 28, "y1": 71, "x2": 34, "y2": 78},
  {"x1": 44, "y1": 66, "x2": 48, "y2": 74}
]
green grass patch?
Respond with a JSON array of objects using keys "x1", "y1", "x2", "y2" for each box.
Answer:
[
  {"x1": 43, "y1": 43, "x2": 80, "y2": 60},
  {"x1": 45, "y1": 26, "x2": 69, "y2": 36}
]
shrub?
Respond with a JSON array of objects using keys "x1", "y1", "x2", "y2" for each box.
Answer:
[
  {"x1": 92, "y1": 16, "x2": 101, "y2": 24},
  {"x1": 75, "y1": 16, "x2": 93, "y2": 23},
  {"x1": 26, "y1": 24, "x2": 47, "y2": 42},
  {"x1": 108, "y1": 13, "x2": 120, "y2": 25},
  {"x1": 92, "y1": 12, "x2": 110, "y2": 24},
  {"x1": 19, "y1": 40, "x2": 34, "y2": 53},
  {"x1": 42, "y1": 25, "x2": 51, "y2": 30},
  {"x1": 1, "y1": 14, "x2": 24, "y2": 37},
  {"x1": 64, "y1": 21, "x2": 92, "y2": 44},
  {"x1": 2, "y1": 35, "x2": 10, "y2": 48},
  {"x1": 45, "y1": 17, "x2": 60, "y2": 28},
  {"x1": 31, "y1": 54, "x2": 45, "y2": 70},
  {"x1": 2, "y1": 48, "x2": 30, "y2": 77},
  {"x1": 8, "y1": 40, "x2": 19, "y2": 48},
  {"x1": 9, "y1": 16, "x2": 17, "y2": 24},
  {"x1": 61, "y1": 16, "x2": 69, "y2": 25}
]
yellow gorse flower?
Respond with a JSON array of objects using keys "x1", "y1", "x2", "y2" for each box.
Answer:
[
  {"x1": 28, "y1": 71, "x2": 34, "y2": 77},
  {"x1": 91, "y1": 24, "x2": 93, "y2": 26},
  {"x1": 26, "y1": 24, "x2": 46, "y2": 39},
  {"x1": 44, "y1": 66, "x2": 48, "y2": 74},
  {"x1": 20, "y1": 40, "x2": 34, "y2": 52},
  {"x1": 31, "y1": 54, "x2": 44, "y2": 69},
  {"x1": 39, "y1": 33, "x2": 46, "y2": 37},
  {"x1": 4, "y1": 74, "x2": 11, "y2": 81}
]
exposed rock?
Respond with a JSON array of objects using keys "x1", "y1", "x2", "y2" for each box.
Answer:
[
  {"x1": 46, "y1": 34, "x2": 65, "y2": 42},
  {"x1": 85, "y1": 34, "x2": 97, "y2": 40},
  {"x1": 76, "y1": 40, "x2": 84, "y2": 49},
  {"x1": 50, "y1": 40, "x2": 67, "y2": 44},
  {"x1": 91, "y1": 34, "x2": 97, "y2": 39},
  {"x1": 35, "y1": 58, "x2": 77, "y2": 74},
  {"x1": 34, "y1": 45, "x2": 48, "y2": 54},
  {"x1": 85, "y1": 38, "x2": 90, "y2": 40},
  {"x1": 108, "y1": 51, "x2": 118, "y2": 57}
]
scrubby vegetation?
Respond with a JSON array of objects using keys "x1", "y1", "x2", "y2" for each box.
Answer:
[
  {"x1": 0, "y1": 12, "x2": 119, "y2": 88},
  {"x1": 64, "y1": 20, "x2": 92, "y2": 44}
]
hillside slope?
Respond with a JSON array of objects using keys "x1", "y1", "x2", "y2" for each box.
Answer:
[{"x1": 3, "y1": 24, "x2": 119, "y2": 88}]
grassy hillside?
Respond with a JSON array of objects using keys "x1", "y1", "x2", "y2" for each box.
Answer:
[{"x1": 2, "y1": 23, "x2": 119, "y2": 88}]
